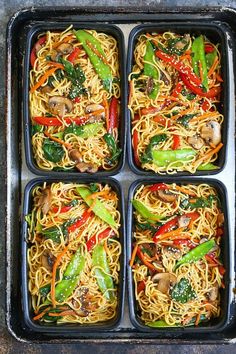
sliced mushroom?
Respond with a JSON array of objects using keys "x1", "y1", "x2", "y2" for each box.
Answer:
[
  {"x1": 72, "y1": 288, "x2": 90, "y2": 317},
  {"x1": 57, "y1": 43, "x2": 73, "y2": 55},
  {"x1": 85, "y1": 104, "x2": 105, "y2": 122},
  {"x1": 50, "y1": 49, "x2": 61, "y2": 62},
  {"x1": 174, "y1": 34, "x2": 190, "y2": 50},
  {"x1": 38, "y1": 186, "x2": 52, "y2": 214},
  {"x1": 152, "y1": 272, "x2": 177, "y2": 294},
  {"x1": 41, "y1": 85, "x2": 53, "y2": 94},
  {"x1": 218, "y1": 212, "x2": 224, "y2": 226},
  {"x1": 160, "y1": 71, "x2": 170, "y2": 85},
  {"x1": 69, "y1": 149, "x2": 83, "y2": 163},
  {"x1": 155, "y1": 189, "x2": 177, "y2": 203},
  {"x1": 187, "y1": 135, "x2": 204, "y2": 150},
  {"x1": 178, "y1": 215, "x2": 191, "y2": 228},
  {"x1": 41, "y1": 250, "x2": 56, "y2": 271},
  {"x1": 75, "y1": 162, "x2": 98, "y2": 173},
  {"x1": 200, "y1": 121, "x2": 221, "y2": 146},
  {"x1": 146, "y1": 77, "x2": 154, "y2": 95},
  {"x1": 48, "y1": 96, "x2": 73, "y2": 117},
  {"x1": 208, "y1": 285, "x2": 219, "y2": 302}
]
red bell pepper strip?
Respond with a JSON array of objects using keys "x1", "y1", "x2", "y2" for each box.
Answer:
[
  {"x1": 201, "y1": 99, "x2": 210, "y2": 111},
  {"x1": 51, "y1": 205, "x2": 73, "y2": 213},
  {"x1": 67, "y1": 47, "x2": 80, "y2": 63},
  {"x1": 155, "y1": 50, "x2": 202, "y2": 86},
  {"x1": 67, "y1": 209, "x2": 92, "y2": 233},
  {"x1": 205, "y1": 252, "x2": 220, "y2": 265},
  {"x1": 86, "y1": 228, "x2": 114, "y2": 252},
  {"x1": 30, "y1": 36, "x2": 47, "y2": 67},
  {"x1": 137, "y1": 280, "x2": 146, "y2": 294},
  {"x1": 219, "y1": 265, "x2": 226, "y2": 276},
  {"x1": 180, "y1": 73, "x2": 221, "y2": 98},
  {"x1": 108, "y1": 97, "x2": 119, "y2": 133},
  {"x1": 172, "y1": 135, "x2": 180, "y2": 150},
  {"x1": 33, "y1": 115, "x2": 89, "y2": 127},
  {"x1": 153, "y1": 115, "x2": 172, "y2": 127},
  {"x1": 205, "y1": 44, "x2": 215, "y2": 53},
  {"x1": 172, "y1": 81, "x2": 183, "y2": 98},
  {"x1": 149, "y1": 183, "x2": 169, "y2": 192},
  {"x1": 136, "y1": 247, "x2": 157, "y2": 272}
]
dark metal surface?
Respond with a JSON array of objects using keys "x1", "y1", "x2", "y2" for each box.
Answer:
[{"x1": 3, "y1": 3, "x2": 236, "y2": 353}]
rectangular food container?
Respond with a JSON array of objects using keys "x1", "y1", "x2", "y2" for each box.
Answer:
[
  {"x1": 127, "y1": 22, "x2": 231, "y2": 176},
  {"x1": 127, "y1": 178, "x2": 230, "y2": 337},
  {"x1": 21, "y1": 177, "x2": 126, "y2": 335},
  {"x1": 23, "y1": 22, "x2": 127, "y2": 177}
]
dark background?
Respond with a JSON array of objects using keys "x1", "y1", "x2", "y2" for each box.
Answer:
[{"x1": 2, "y1": 0, "x2": 236, "y2": 353}]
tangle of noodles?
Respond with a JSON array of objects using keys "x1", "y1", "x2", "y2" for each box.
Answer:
[
  {"x1": 130, "y1": 183, "x2": 225, "y2": 326},
  {"x1": 30, "y1": 26, "x2": 121, "y2": 172},
  {"x1": 128, "y1": 32, "x2": 224, "y2": 174},
  {"x1": 26, "y1": 182, "x2": 121, "y2": 324}
]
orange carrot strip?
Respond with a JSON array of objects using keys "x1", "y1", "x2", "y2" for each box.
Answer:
[
  {"x1": 195, "y1": 143, "x2": 223, "y2": 165},
  {"x1": 171, "y1": 108, "x2": 194, "y2": 120},
  {"x1": 174, "y1": 185, "x2": 196, "y2": 197},
  {"x1": 208, "y1": 57, "x2": 219, "y2": 78},
  {"x1": 130, "y1": 244, "x2": 138, "y2": 267},
  {"x1": 195, "y1": 313, "x2": 201, "y2": 326},
  {"x1": 189, "y1": 111, "x2": 219, "y2": 122},
  {"x1": 44, "y1": 130, "x2": 72, "y2": 149},
  {"x1": 48, "y1": 310, "x2": 76, "y2": 317},
  {"x1": 180, "y1": 54, "x2": 191, "y2": 61},
  {"x1": 157, "y1": 227, "x2": 186, "y2": 241},
  {"x1": 52, "y1": 35, "x2": 75, "y2": 48},
  {"x1": 33, "y1": 306, "x2": 51, "y2": 321},
  {"x1": 86, "y1": 190, "x2": 110, "y2": 201},
  {"x1": 30, "y1": 64, "x2": 64, "y2": 93},
  {"x1": 86, "y1": 40, "x2": 109, "y2": 65},
  {"x1": 51, "y1": 244, "x2": 70, "y2": 308},
  {"x1": 215, "y1": 73, "x2": 223, "y2": 82}
]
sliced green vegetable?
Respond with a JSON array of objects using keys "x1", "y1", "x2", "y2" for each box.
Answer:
[
  {"x1": 75, "y1": 29, "x2": 113, "y2": 92},
  {"x1": 191, "y1": 35, "x2": 208, "y2": 91},
  {"x1": 180, "y1": 195, "x2": 218, "y2": 209},
  {"x1": 132, "y1": 199, "x2": 163, "y2": 223},
  {"x1": 103, "y1": 133, "x2": 122, "y2": 164},
  {"x1": 147, "y1": 314, "x2": 207, "y2": 327},
  {"x1": 152, "y1": 149, "x2": 196, "y2": 167},
  {"x1": 76, "y1": 187, "x2": 117, "y2": 227},
  {"x1": 143, "y1": 41, "x2": 159, "y2": 99},
  {"x1": 41, "y1": 225, "x2": 62, "y2": 243},
  {"x1": 42, "y1": 139, "x2": 65, "y2": 163},
  {"x1": 31, "y1": 124, "x2": 44, "y2": 135},
  {"x1": 64, "y1": 122, "x2": 104, "y2": 138},
  {"x1": 60, "y1": 58, "x2": 86, "y2": 99},
  {"x1": 171, "y1": 278, "x2": 196, "y2": 303},
  {"x1": 197, "y1": 163, "x2": 219, "y2": 171},
  {"x1": 206, "y1": 49, "x2": 217, "y2": 70},
  {"x1": 55, "y1": 248, "x2": 85, "y2": 303},
  {"x1": 177, "y1": 114, "x2": 195, "y2": 128},
  {"x1": 174, "y1": 239, "x2": 216, "y2": 270},
  {"x1": 92, "y1": 244, "x2": 115, "y2": 301},
  {"x1": 141, "y1": 134, "x2": 167, "y2": 163},
  {"x1": 135, "y1": 221, "x2": 161, "y2": 234}
]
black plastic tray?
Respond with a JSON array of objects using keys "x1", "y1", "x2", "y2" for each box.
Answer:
[
  {"x1": 5, "y1": 6, "x2": 236, "y2": 344},
  {"x1": 127, "y1": 22, "x2": 231, "y2": 176},
  {"x1": 127, "y1": 178, "x2": 230, "y2": 337},
  {"x1": 23, "y1": 23, "x2": 126, "y2": 177},
  {"x1": 21, "y1": 177, "x2": 126, "y2": 335}
]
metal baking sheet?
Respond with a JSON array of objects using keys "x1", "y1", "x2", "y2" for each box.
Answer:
[{"x1": 5, "y1": 6, "x2": 236, "y2": 344}]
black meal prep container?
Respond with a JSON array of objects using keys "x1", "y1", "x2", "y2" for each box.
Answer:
[
  {"x1": 127, "y1": 23, "x2": 230, "y2": 176},
  {"x1": 23, "y1": 23, "x2": 127, "y2": 177},
  {"x1": 127, "y1": 178, "x2": 231, "y2": 338},
  {"x1": 21, "y1": 177, "x2": 126, "y2": 335}
]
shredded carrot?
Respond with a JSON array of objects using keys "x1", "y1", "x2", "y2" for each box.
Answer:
[
  {"x1": 189, "y1": 111, "x2": 219, "y2": 122},
  {"x1": 33, "y1": 306, "x2": 51, "y2": 321},
  {"x1": 179, "y1": 54, "x2": 191, "y2": 61},
  {"x1": 183, "y1": 315, "x2": 194, "y2": 326},
  {"x1": 129, "y1": 244, "x2": 138, "y2": 267},
  {"x1": 86, "y1": 40, "x2": 109, "y2": 65},
  {"x1": 171, "y1": 108, "x2": 194, "y2": 120},
  {"x1": 157, "y1": 227, "x2": 186, "y2": 241},
  {"x1": 102, "y1": 94, "x2": 110, "y2": 131},
  {"x1": 30, "y1": 64, "x2": 64, "y2": 93},
  {"x1": 51, "y1": 244, "x2": 70, "y2": 308},
  {"x1": 48, "y1": 310, "x2": 76, "y2": 317},
  {"x1": 52, "y1": 35, "x2": 75, "y2": 48},
  {"x1": 189, "y1": 198, "x2": 197, "y2": 203},
  {"x1": 86, "y1": 109, "x2": 105, "y2": 118},
  {"x1": 208, "y1": 57, "x2": 219, "y2": 78},
  {"x1": 195, "y1": 313, "x2": 201, "y2": 326},
  {"x1": 86, "y1": 190, "x2": 110, "y2": 201},
  {"x1": 174, "y1": 185, "x2": 196, "y2": 197},
  {"x1": 44, "y1": 130, "x2": 72, "y2": 149},
  {"x1": 216, "y1": 73, "x2": 223, "y2": 82},
  {"x1": 195, "y1": 143, "x2": 223, "y2": 165}
]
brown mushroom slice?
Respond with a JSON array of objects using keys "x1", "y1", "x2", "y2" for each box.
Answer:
[
  {"x1": 152, "y1": 273, "x2": 177, "y2": 294},
  {"x1": 155, "y1": 189, "x2": 177, "y2": 203},
  {"x1": 218, "y1": 212, "x2": 224, "y2": 226},
  {"x1": 85, "y1": 104, "x2": 105, "y2": 121},
  {"x1": 57, "y1": 43, "x2": 73, "y2": 55},
  {"x1": 50, "y1": 49, "x2": 61, "y2": 62},
  {"x1": 38, "y1": 186, "x2": 52, "y2": 214},
  {"x1": 200, "y1": 121, "x2": 221, "y2": 146},
  {"x1": 178, "y1": 215, "x2": 191, "y2": 228},
  {"x1": 41, "y1": 250, "x2": 56, "y2": 271},
  {"x1": 41, "y1": 85, "x2": 53, "y2": 94},
  {"x1": 69, "y1": 149, "x2": 83, "y2": 163},
  {"x1": 48, "y1": 96, "x2": 73, "y2": 117},
  {"x1": 187, "y1": 135, "x2": 204, "y2": 150},
  {"x1": 146, "y1": 77, "x2": 154, "y2": 95},
  {"x1": 76, "y1": 162, "x2": 98, "y2": 173},
  {"x1": 208, "y1": 285, "x2": 219, "y2": 301}
]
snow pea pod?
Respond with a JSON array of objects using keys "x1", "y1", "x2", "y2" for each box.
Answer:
[
  {"x1": 152, "y1": 149, "x2": 196, "y2": 167},
  {"x1": 191, "y1": 35, "x2": 208, "y2": 91},
  {"x1": 174, "y1": 239, "x2": 215, "y2": 270},
  {"x1": 144, "y1": 41, "x2": 159, "y2": 99},
  {"x1": 132, "y1": 199, "x2": 163, "y2": 223},
  {"x1": 92, "y1": 244, "x2": 115, "y2": 301}
]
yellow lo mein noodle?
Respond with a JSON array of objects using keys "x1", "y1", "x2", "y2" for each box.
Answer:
[
  {"x1": 30, "y1": 26, "x2": 121, "y2": 172},
  {"x1": 26, "y1": 182, "x2": 121, "y2": 324},
  {"x1": 130, "y1": 183, "x2": 225, "y2": 326},
  {"x1": 128, "y1": 32, "x2": 224, "y2": 174}
]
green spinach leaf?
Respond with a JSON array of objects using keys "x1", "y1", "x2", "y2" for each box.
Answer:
[
  {"x1": 171, "y1": 278, "x2": 196, "y2": 303},
  {"x1": 43, "y1": 139, "x2": 65, "y2": 163}
]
